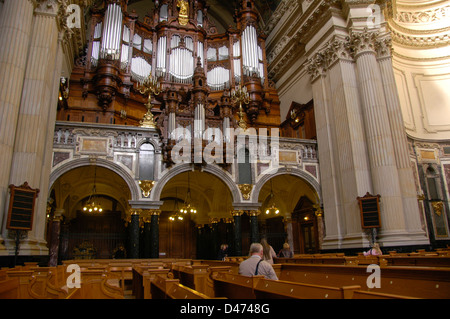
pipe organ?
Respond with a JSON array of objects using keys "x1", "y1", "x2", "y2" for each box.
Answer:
[{"x1": 61, "y1": 0, "x2": 280, "y2": 161}]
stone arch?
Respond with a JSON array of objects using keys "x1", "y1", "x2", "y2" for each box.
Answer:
[
  {"x1": 150, "y1": 163, "x2": 241, "y2": 203},
  {"x1": 49, "y1": 157, "x2": 140, "y2": 201},
  {"x1": 251, "y1": 167, "x2": 322, "y2": 205}
]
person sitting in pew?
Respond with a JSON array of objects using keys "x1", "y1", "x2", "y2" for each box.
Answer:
[
  {"x1": 278, "y1": 243, "x2": 293, "y2": 258},
  {"x1": 239, "y1": 243, "x2": 278, "y2": 280},
  {"x1": 363, "y1": 243, "x2": 382, "y2": 256}
]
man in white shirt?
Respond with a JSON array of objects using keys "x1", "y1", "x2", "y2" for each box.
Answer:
[{"x1": 238, "y1": 243, "x2": 278, "y2": 280}]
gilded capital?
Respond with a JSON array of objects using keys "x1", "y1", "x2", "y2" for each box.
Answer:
[
  {"x1": 231, "y1": 210, "x2": 244, "y2": 217},
  {"x1": 248, "y1": 210, "x2": 261, "y2": 217}
]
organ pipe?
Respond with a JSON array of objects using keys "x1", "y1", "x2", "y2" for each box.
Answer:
[
  {"x1": 101, "y1": 3, "x2": 122, "y2": 60},
  {"x1": 83, "y1": 0, "x2": 274, "y2": 128}
]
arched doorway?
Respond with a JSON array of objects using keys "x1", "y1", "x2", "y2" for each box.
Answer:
[
  {"x1": 158, "y1": 170, "x2": 234, "y2": 259},
  {"x1": 257, "y1": 173, "x2": 321, "y2": 255},
  {"x1": 291, "y1": 196, "x2": 319, "y2": 254},
  {"x1": 47, "y1": 164, "x2": 132, "y2": 261}
]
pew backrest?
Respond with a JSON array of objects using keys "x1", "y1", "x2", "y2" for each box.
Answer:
[{"x1": 0, "y1": 278, "x2": 19, "y2": 299}]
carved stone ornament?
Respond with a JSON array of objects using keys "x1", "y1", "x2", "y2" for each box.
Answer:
[
  {"x1": 238, "y1": 184, "x2": 253, "y2": 200},
  {"x1": 346, "y1": 28, "x2": 379, "y2": 58},
  {"x1": 138, "y1": 180, "x2": 155, "y2": 198},
  {"x1": 431, "y1": 201, "x2": 443, "y2": 217}
]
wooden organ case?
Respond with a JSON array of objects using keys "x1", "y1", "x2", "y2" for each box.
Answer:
[{"x1": 59, "y1": 0, "x2": 281, "y2": 162}]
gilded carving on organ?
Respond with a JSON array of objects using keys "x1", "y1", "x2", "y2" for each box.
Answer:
[{"x1": 177, "y1": 0, "x2": 189, "y2": 25}]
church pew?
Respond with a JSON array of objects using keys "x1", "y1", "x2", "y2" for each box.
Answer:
[
  {"x1": 275, "y1": 251, "x2": 450, "y2": 267},
  {"x1": 76, "y1": 270, "x2": 124, "y2": 299},
  {"x1": 150, "y1": 274, "x2": 212, "y2": 299},
  {"x1": 253, "y1": 279, "x2": 361, "y2": 299},
  {"x1": 132, "y1": 267, "x2": 171, "y2": 299},
  {"x1": 171, "y1": 264, "x2": 210, "y2": 295},
  {"x1": 211, "y1": 272, "x2": 364, "y2": 299},
  {"x1": 383, "y1": 255, "x2": 450, "y2": 267},
  {"x1": 197, "y1": 259, "x2": 241, "y2": 274},
  {"x1": 212, "y1": 272, "x2": 264, "y2": 299},
  {"x1": 204, "y1": 266, "x2": 233, "y2": 298},
  {"x1": 349, "y1": 290, "x2": 418, "y2": 299},
  {"x1": 107, "y1": 263, "x2": 133, "y2": 291},
  {"x1": 65, "y1": 287, "x2": 81, "y2": 299},
  {"x1": 29, "y1": 266, "x2": 67, "y2": 291},
  {"x1": 0, "y1": 278, "x2": 19, "y2": 299},
  {"x1": 0, "y1": 269, "x2": 7, "y2": 281},
  {"x1": 278, "y1": 263, "x2": 450, "y2": 299},
  {"x1": 5, "y1": 270, "x2": 68, "y2": 299}
]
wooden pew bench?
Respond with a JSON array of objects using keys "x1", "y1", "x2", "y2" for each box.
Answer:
[
  {"x1": 132, "y1": 267, "x2": 171, "y2": 299},
  {"x1": 253, "y1": 279, "x2": 361, "y2": 299},
  {"x1": 278, "y1": 263, "x2": 450, "y2": 299},
  {"x1": 150, "y1": 274, "x2": 212, "y2": 299},
  {"x1": 349, "y1": 290, "x2": 418, "y2": 299},
  {"x1": 384, "y1": 255, "x2": 450, "y2": 267},
  {"x1": 0, "y1": 278, "x2": 19, "y2": 299},
  {"x1": 75, "y1": 270, "x2": 124, "y2": 299},
  {"x1": 211, "y1": 272, "x2": 259, "y2": 299},
  {"x1": 5, "y1": 269, "x2": 67, "y2": 299},
  {"x1": 171, "y1": 264, "x2": 210, "y2": 295}
]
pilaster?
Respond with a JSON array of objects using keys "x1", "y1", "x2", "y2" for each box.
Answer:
[{"x1": 376, "y1": 34, "x2": 429, "y2": 243}]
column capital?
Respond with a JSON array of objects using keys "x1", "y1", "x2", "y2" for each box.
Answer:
[
  {"x1": 375, "y1": 35, "x2": 393, "y2": 60},
  {"x1": 347, "y1": 28, "x2": 379, "y2": 58},
  {"x1": 307, "y1": 36, "x2": 354, "y2": 82},
  {"x1": 53, "y1": 208, "x2": 65, "y2": 221},
  {"x1": 248, "y1": 210, "x2": 261, "y2": 217},
  {"x1": 231, "y1": 210, "x2": 244, "y2": 217}
]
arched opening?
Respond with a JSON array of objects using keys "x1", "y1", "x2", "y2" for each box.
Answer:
[
  {"x1": 257, "y1": 174, "x2": 321, "y2": 255},
  {"x1": 47, "y1": 164, "x2": 132, "y2": 261},
  {"x1": 158, "y1": 170, "x2": 234, "y2": 259},
  {"x1": 138, "y1": 142, "x2": 155, "y2": 181}
]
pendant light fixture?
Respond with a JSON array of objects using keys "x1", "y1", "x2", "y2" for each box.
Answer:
[
  {"x1": 180, "y1": 172, "x2": 197, "y2": 214},
  {"x1": 169, "y1": 188, "x2": 184, "y2": 222},
  {"x1": 265, "y1": 179, "x2": 279, "y2": 215},
  {"x1": 83, "y1": 165, "x2": 103, "y2": 213}
]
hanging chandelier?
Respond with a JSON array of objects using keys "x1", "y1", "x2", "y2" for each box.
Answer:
[
  {"x1": 169, "y1": 188, "x2": 184, "y2": 222},
  {"x1": 265, "y1": 179, "x2": 279, "y2": 215},
  {"x1": 83, "y1": 165, "x2": 103, "y2": 213},
  {"x1": 180, "y1": 172, "x2": 197, "y2": 215}
]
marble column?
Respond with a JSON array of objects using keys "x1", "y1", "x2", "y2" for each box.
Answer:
[
  {"x1": 210, "y1": 219, "x2": 219, "y2": 259},
  {"x1": 150, "y1": 210, "x2": 160, "y2": 258},
  {"x1": 232, "y1": 210, "x2": 243, "y2": 256},
  {"x1": 0, "y1": 0, "x2": 35, "y2": 252},
  {"x1": 350, "y1": 29, "x2": 407, "y2": 245},
  {"x1": 48, "y1": 208, "x2": 64, "y2": 266},
  {"x1": 376, "y1": 36, "x2": 429, "y2": 244},
  {"x1": 129, "y1": 210, "x2": 140, "y2": 258},
  {"x1": 249, "y1": 210, "x2": 260, "y2": 244},
  {"x1": 283, "y1": 214, "x2": 294, "y2": 252},
  {"x1": 142, "y1": 217, "x2": 151, "y2": 258}
]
